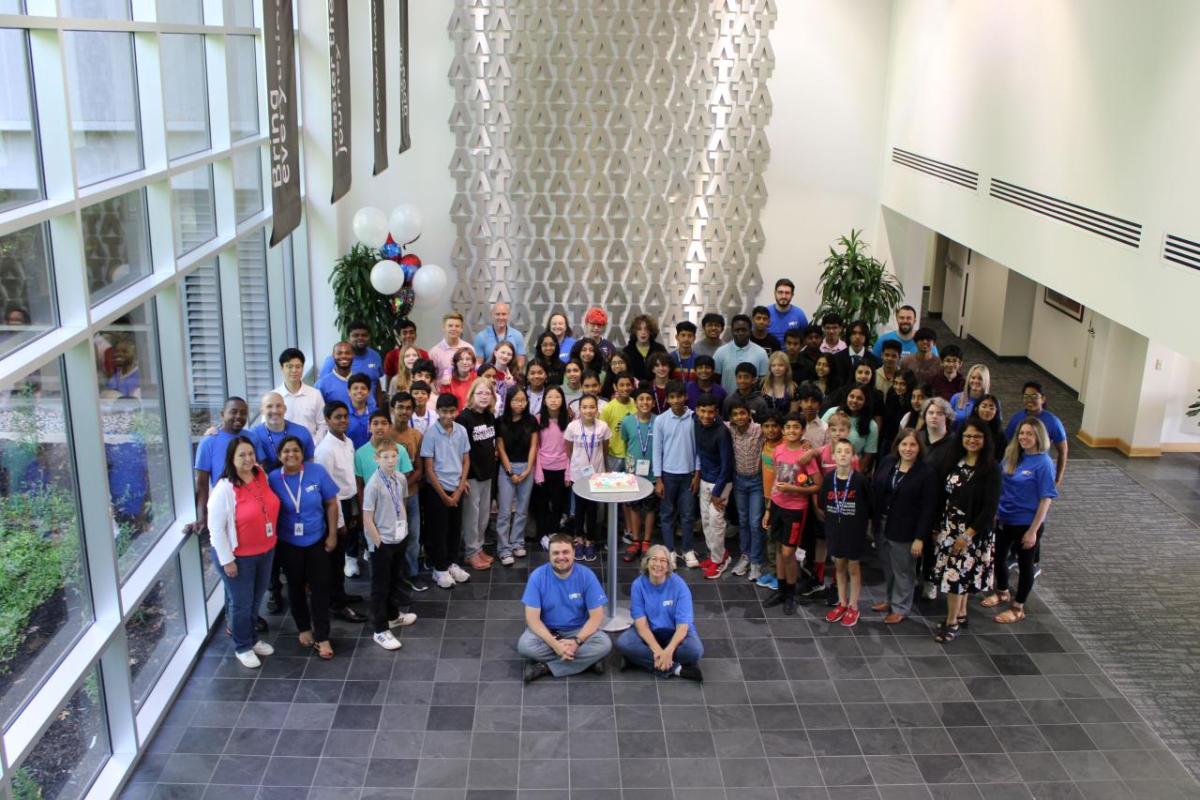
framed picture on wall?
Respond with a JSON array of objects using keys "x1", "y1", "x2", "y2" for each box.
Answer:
[{"x1": 1044, "y1": 287, "x2": 1085, "y2": 321}]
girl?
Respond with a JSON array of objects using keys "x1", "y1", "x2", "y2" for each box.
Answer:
[
  {"x1": 488, "y1": 340, "x2": 520, "y2": 387},
  {"x1": 545, "y1": 312, "x2": 575, "y2": 362},
  {"x1": 880, "y1": 369, "x2": 915, "y2": 455},
  {"x1": 820, "y1": 387, "x2": 879, "y2": 472},
  {"x1": 525, "y1": 361, "x2": 548, "y2": 416},
  {"x1": 899, "y1": 383, "x2": 928, "y2": 430},
  {"x1": 531, "y1": 331, "x2": 565, "y2": 386},
  {"x1": 622, "y1": 314, "x2": 668, "y2": 382},
  {"x1": 950, "y1": 364, "x2": 991, "y2": 428},
  {"x1": 562, "y1": 360, "x2": 584, "y2": 409},
  {"x1": 387, "y1": 345, "x2": 422, "y2": 396},
  {"x1": 975, "y1": 393, "x2": 1007, "y2": 460},
  {"x1": 564, "y1": 394, "x2": 612, "y2": 561},
  {"x1": 533, "y1": 386, "x2": 571, "y2": 544},
  {"x1": 440, "y1": 346, "x2": 478, "y2": 411},
  {"x1": 600, "y1": 351, "x2": 630, "y2": 399},
  {"x1": 762, "y1": 350, "x2": 799, "y2": 415},
  {"x1": 495, "y1": 386, "x2": 539, "y2": 565},
  {"x1": 811, "y1": 353, "x2": 835, "y2": 397},
  {"x1": 456, "y1": 378, "x2": 499, "y2": 572},
  {"x1": 569, "y1": 337, "x2": 607, "y2": 385}
]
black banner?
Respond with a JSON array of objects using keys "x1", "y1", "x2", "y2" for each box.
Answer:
[
  {"x1": 371, "y1": 0, "x2": 387, "y2": 175},
  {"x1": 329, "y1": 0, "x2": 351, "y2": 202},
  {"x1": 397, "y1": 0, "x2": 410, "y2": 154},
  {"x1": 265, "y1": 0, "x2": 301, "y2": 246}
]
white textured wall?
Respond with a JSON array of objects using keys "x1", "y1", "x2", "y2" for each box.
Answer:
[{"x1": 1027, "y1": 292, "x2": 1090, "y2": 392}]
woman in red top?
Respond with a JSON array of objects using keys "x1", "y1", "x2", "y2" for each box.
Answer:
[
  {"x1": 440, "y1": 346, "x2": 477, "y2": 411},
  {"x1": 207, "y1": 436, "x2": 281, "y2": 668}
]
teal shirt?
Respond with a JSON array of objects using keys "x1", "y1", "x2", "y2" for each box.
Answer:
[{"x1": 354, "y1": 439, "x2": 414, "y2": 483}]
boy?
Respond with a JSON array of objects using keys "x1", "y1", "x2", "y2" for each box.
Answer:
[
  {"x1": 419, "y1": 393, "x2": 473, "y2": 589},
  {"x1": 694, "y1": 312, "x2": 726, "y2": 358},
  {"x1": 313, "y1": 401, "x2": 367, "y2": 622},
  {"x1": 355, "y1": 410, "x2": 413, "y2": 536},
  {"x1": 816, "y1": 439, "x2": 873, "y2": 628},
  {"x1": 930, "y1": 344, "x2": 965, "y2": 401},
  {"x1": 652, "y1": 381, "x2": 701, "y2": 568},
  {"x1": 800, "y1": 324, "x2": 823, "y2": 368},
  {"x1": 383, "y1": 318, "x2": 430, "y2": 383},
  {"x1": 721, "y1": 362, "x2": 769, "y2": 422},
  {"x1": 749, "y1": 306, "x2": 782, "y2": 355},
  {"x1": 362, "y1": 440, "x2": 418, "y2": 649},
  {"x1": 806, "y1": 411, "x2": 861, "y2": 601},
  {"x1": 726, "y1": 399, "x2": 764, "y2": 581},
  {"x1": 429, "y1": 311, "x2": 475, "y2": 384},
  {"x1": 784, "y1": 329, "x2": 815, "y2": 385},
  {"x1": 819, "y1": 314, "x2": 846, "y2": 354},
  {"x1": 346, "y1": 374, "x2": 377, "y2": 449},
  {"x1": 276, "y1": 348, "x2": 327, "y2": 442},
  {"x1": 408, "y1": 380, "x2": 436, "y2": 433},
  {"x1": 389, "y1": 391, "x2": 428, "y2": 590},
  {"x1": 756, "y1": 413, "x2": 784, "y2": 590},
  {"x1": 670, "y1": 320, "x2": 699, "y2": 383},
  {"x1": 568, "y1": 370, "x2": 608, "y2": 416},
  {"x1": 796, "y1": 385, "x2": 828, "y2": 449},
  {"x1": 875, "y1": 340, "x2": 903, "y2": 395},
  {"x1": 832, "y1": 320, "x2": 881, "y2": 387},
  {"x1": 620, "y1": 385, "x2": 659, "y2": 561},
  {"x1": 762, "y1": 413, "x2": 823, "y2": 615},
  {"x1": 600, "y1": 374, "x2": 636, "y2": 473},
  {"x1": 694, "y1": 394, "x2": 734, "y2": 578},
  {"x1": 647, "y1": 352, "x2": 673, "y2": 414},
  {"x1": 685, "y1": 354, "x2": 727, "y2": 410},
  {"x1": 901, "y1": 328, "x2": 941, "y2": 387}
]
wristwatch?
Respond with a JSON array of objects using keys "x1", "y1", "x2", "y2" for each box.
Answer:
[{"x1": 574, "y1": 636, "x2": 584, "y2": 646}]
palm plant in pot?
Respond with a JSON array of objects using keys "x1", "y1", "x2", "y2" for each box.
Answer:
[{"x1": 813, "y1": 229, "x2": 905, "y2": 332}]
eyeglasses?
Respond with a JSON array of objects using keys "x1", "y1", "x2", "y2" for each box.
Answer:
[
  {"x1": 1022, "y1": 393, "x2": 1041, "y2": 399},
  {"x1": 962, "y1": 433, "x2": 985, "y2": 441}
]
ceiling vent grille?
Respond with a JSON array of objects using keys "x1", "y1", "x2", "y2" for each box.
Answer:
[
  {"x1": 989, "y1": 178, "x2": 1141, "y2": 248},
  {"x1": 891, "y1": 147, "x2": 978, "y2": 190},
  {"x1": 1163, "y1": 234, "x2": 1200, "y2": 272}
]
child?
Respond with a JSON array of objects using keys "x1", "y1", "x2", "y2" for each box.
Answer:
[
  {"x1": 695, "y1": 393, "x2": 734, "y2": 578},
  {"x1": 362, "y1": 440, "x2": 418, "y2": 650},
  {"x1": 816, "y1": 439, "x2": 873, "y2": 628},
  {"x1": 652, "y1": 381, "x2": 700, "y2": 567},
  {"x1": 685, "y1": 354, "x2": 727, "y2": 410},
  {"x1": 600, "y1": 374, "x2": 637, "y2": 474},
  {"x1": 620, "y1": 385, "x2": 659, "y2": 561},
  {"x1": 313, "y1": 401, "x2": 367, "y2": 622},
  {"x1": 418, "y1": 393, "x2": 472, "y2": 589},
  {"x1": 429, "y1": 311, "x2": 474, "y2": 384},
  {"x1": 796, "y1": 385, "x2": 828, "y2": 449},
  {"x1": 388, "y1": 391, "x2": 427, "y2": 589},
  {"x1": 599, "y1": 351, "x2": 630, "y2": 399},
  {"x1": 899, "y1": 384, "x2": 928, "y2": 430},
  {"x1": 346, "y1": 374, "x2": 376, "y2": 449},
  {"x1": 355, "y1": 411, "x2": 413, "y2": 546},
  {"x1": 806, "y1": 411, "x2": 862, "y2": 600},
  {"x1": 721, "y1": 362, "x2": 769, "y2": 422},
  {"x1": 670, "y1": 320, "x2": 699, "y2": 383},
  {"x1": 647, "y1": 351, "x2": 673, "y2": 414},
  {"x1": 930, "y1": 344, "x2": 965, "y2": 401},
  {"x1": 533, "y1": 386, "x2": 571, "y2": 545},
  {"x1": 727, "y1": 399, "x2": 764, "y2": 580},
  {"x1": 762, "y1": 351, "x2": 798, "y2": 415},
  {"x1": 569, "y1": 370, "x2": 608, "y2": 416},
  {"x1": 694, "y1": 312, "x2": 726, "y2": 358},
  {"x1": 755, "y1": 413, "x2": 784, "y2": 591},
  {"x1": 441, "y1": 347, "x2": 478, "y2": 411},
  {"x1": 495, "y1": 386, "x2": 539, "y2": 565},
  {"x1": 408, "y1": 380, "x2": 436, "y2": 434},
  {"x1": 561, "y1": 360, "x2": 584, "y2": 408},
  {"x1": 564, "y1": 394, "x2": 611, "y2": 561},
  {"x1": 583, "y1": 306, "x2": 617, "y2": 362},
  {"x1": 569, "y1": 338, "x2": 607, "y2": 385},
  {"x1": 525, "y1": 361, "x2": 548, "y2": 416},
  {"x1": 750, "y1": 306, "x2": 782, "y2": 355},
  {"x1": 784, "y1": 329, "x2": 816, "y2": 385},
  {"x1": 456, "y1": 378, "x2": 499, "y2": 571},
  {"x1": 762, "y1": 413, "x2": 823, "y2": 615}
]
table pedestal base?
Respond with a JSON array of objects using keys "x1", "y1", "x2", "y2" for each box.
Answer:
[{"x1": 603, "y1": 606, "x2": 633, "y2": 632}]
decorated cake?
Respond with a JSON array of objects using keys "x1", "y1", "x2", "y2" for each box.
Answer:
[{"x1": 588, "y1": 472, "x2": 640, "y2": 493}]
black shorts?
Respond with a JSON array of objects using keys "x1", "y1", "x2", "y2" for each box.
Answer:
[
  {"x1": 826, "y1": 523, "x2": 868, "y2": 561},
  {"x1": 768, "y1": 501, "x2": 808, "y2": 548},
  {"x1": 628, "y1": 492, "x2": 659, "y2": 514}
]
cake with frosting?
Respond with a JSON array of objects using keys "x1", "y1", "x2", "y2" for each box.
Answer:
[{"x1": 588, "y1": 472, "x2": 640, "y2": 493}]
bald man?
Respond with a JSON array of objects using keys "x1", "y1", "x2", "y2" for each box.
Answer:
[
  {"x1": 247, "y1": 391, "x2": 316, "y2": 472},
  {"x1": 473, "y1": 301, "x2": 527, "y2": 369}
]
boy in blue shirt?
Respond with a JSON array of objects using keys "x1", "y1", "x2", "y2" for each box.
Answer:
[
  {"x1": 652, "y1": 381, "x2": 701, "y2": 568},
  {"x1": 419, "y1": 393, "x2": 472, "y2": 590}
]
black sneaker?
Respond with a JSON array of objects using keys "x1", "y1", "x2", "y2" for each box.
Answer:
[
  {"x1": 783, "y1": 596, "x2": 797, "y2": 616},
  {"x1": 591, "y1": 659, "x2": 606, "y2": 675},
  {"x1": 523, "y1": 661, "x2": 551, "y2": 683},
  {"x1": 824, "y1": 585, "x2": 839, "y2": 607},
  {"x1": 800, "y1": 580, "x2": 825, "y2": 598},
  {"x1": 406, "y1": 575, "x2": 430, "y2": 592},
  {"x1": 763, "y1": 593, "x2": 787, "y2": 609},
  {"x1": 254, "y1": 616, "x2": 268, "y2": 632},
  {"x1": 677, "y1": 664, "x2": 704, "y2": 682}
]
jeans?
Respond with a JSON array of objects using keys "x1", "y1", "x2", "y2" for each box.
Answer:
[
  {"x1": 658, "y1": 472, "x2": 696, "y2": 553},
  {"x1": 370, "y1": 541, "x2": 414, "y2": 633},
  {"x1": 461, "y1": 476, "x2": 493, "y2": 558},
  {"x1": 878, "y1": 537, "x2": 917, "y2": 617},
  {"x1": 517, "y1": 627, "x2": 612, "y2": 677},
  {"x1": 275, "y1": 540, "x2": 331, "y2": 642},
  {"x1": 404, "y1": 493, "x2": 422, "y2": 575},
  {"x1": 495, "y1": 462, "x2": 533, "y2": 557},
  {"x1": 216, "y1": 548, "x2": 274, "y2": 654},
  {"x1": 734, "y1": 473, "x2": 765, "y2": 565},
  {"x1": 421, "y1": 483, "x2": 463, "y2": 572},
  {"x1": 994, "y1": 523, "x2": 1042, "y2": 603},
  {"x1": 698, "y1": 481, "x2": 728, "y2": 561},
  {"x1": 616, "y1": 626, "x2": 704, "y2": 674}
]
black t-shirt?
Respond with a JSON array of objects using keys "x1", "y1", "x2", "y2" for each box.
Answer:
[
  {"x1": 456, "y1": 408, "x2": 498, "y2": 480},
  {"x1": 497, "y1": 414, "x2": 539, "y2": 463},
  {"x1": 750, "y1": 332, "x2": 781, "y2": 355},
  {"x1": 817, "y1": 470, "x2": 873, "y2": 542}
]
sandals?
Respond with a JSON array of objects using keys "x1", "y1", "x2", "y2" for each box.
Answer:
[
  {"x1": 298, "y1": 631, "x2": 315, "y2": 648},
  {"x1": 314, "y1": 640, "x2": 334, "y2": 659},
  {"x1": 622, "y1": 543, "x2": 642, "y2": 563},
  {"x1": 980, "y1": 592, "x2": 1010, "y2": 608},
  {"x1": 993, "y1": 607, "x2": 1026, "y2": 625},
  {"x1": 934, "y1": 623, "x2": 960, "y2": 643}
]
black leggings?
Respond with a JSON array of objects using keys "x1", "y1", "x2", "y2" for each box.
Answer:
[
  {"x1": 536, "y1": 470, "x2": 568, "y2": 537},
  {"x1": 275, "y1": 539, "x2": 331, "y2": 641},
  {"x1": 574, "y1": 496, "x2": 601, "y2": 542},
  {"x1": 994, "y1": 523, "x2": 1042, "y2": 604}
]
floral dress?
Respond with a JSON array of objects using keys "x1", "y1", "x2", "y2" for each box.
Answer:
[{"x1": 932, "y1": 461, "x2": 994, "y2": 595}]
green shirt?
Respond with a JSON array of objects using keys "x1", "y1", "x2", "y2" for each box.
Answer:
[{"x1": 354, "y1": 439, "x2": 414, "y2": 483}]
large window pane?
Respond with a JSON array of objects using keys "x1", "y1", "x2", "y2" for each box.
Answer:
[
  {"x1": 82, "y1": 189, "x2": 152, "y2": 305},
  {"x1": 0, "y1": 359, "x2": 92, "y2": 729},
  {"x1": 226, "y1": 35, "x2": 258, "y2": 142},
  {"x1": 171, "y1": 165, "x2": 215, "y2": 256},
  {"x1": 157, "y1": 0, "x2": 203, "y2": 24},
  {"x1": 0, "y1": 29, "x2": 43, "y2": 213},
  {"x1": 11, "y1": 666, "x2": 110, "y2": 800},
  {"x1": 61, "y1": 0, "x2": 129, "y2": 19},
  {"x1": 161, "y1": 34, "x2": 211, "y2": 160},
  {"x1": 0, "y1": 223, "x2": 56, "y2": 359},
  {"x1": 64, "y1": 31, "x2": 141, "y2": 186},
  {"x1": 232, "y1": 147, "x2": 262, "y2": 222},
  {"x1": 98, "y1": 302, "x2": 174, "y2": 580},
  {"x1": 226, "y1": 0, "x2": 254, "y2": 27},
  {"x1": 126, "y1": 559, "x2": 185, "y2": 710},
  {"x1": 237, "y1": 230, "x2": 273, "y2": 400}
]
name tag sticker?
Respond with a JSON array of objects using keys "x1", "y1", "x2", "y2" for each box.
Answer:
[
  {"x1": 577, "y1": 465, "x2": 595, "y2": 479},
  {"x1": 294, "y1": 523, "x2": 304, "y2": 538},
  {"x1": 635, "y1": 459, "x2": 651, "y2": 477},
  {"x1": 265, "y1": 523, "x2": 274, "y2": 538}
]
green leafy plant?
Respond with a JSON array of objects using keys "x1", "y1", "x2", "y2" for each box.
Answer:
[
  {"x1": 330, "y1": 243, "x2": 396, "y2": 347},
  {"x1": 11, "y1": 766, "x2": 41, "y2": 800},
  {"x1": 1188, "y1": 390, "x2": 1200, "y2": 425},
  {"x1": 813, "y1": 229, "x2": 905, "y2": 333}
]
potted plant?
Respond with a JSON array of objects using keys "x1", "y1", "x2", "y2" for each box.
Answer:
[
  {"x1": 330, "y1": 243, "x2": 398, "y2": 346},
  {"x1": 813, "y1": 229, "x2": 905, "y2": 332}
]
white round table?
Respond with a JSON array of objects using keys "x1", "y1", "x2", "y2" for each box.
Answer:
[{"x1": 572, "y1": 474, "x2": 655, "y2": 631}]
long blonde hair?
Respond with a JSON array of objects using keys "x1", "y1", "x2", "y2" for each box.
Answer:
[
  {"x1": 465, "y1": 377, "x2": 497, "y2": 414},
  {"x1": 388, "y1": 345, "x2": 422, "y2": 395},
  {"x1": 955, "y1": 364, "x2": 991, "y2": 410},
  {"x1": 1003, "y1": 417, "x2": 1050, "y2": 474},
  {"x1": 763, "y1": 351, "x2": 797, "y2": 398}
]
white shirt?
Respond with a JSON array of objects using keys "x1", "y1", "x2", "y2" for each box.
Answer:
[
  {"x1": 412, "y1": 406, "x2": 436, "y2": 434},
  {"x1": 315, "y1": 432, "x2": 356, "y2": 526},
  {"x1": 277, "y1": 381, "x2": 328, "y2": 443}
]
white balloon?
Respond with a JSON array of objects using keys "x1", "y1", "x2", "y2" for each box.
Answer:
[
  {"x1": 388, "y1": 204, "x2": 423, "y2": 244},
  {"x1": 411, "y1": 263, "x2": 448, "y2": 299},
  {"x1": 369, "y1": 259, "x2": 405, "y2": 295},
  {"x1": 353, "y1": 207, "x2": 389, "y2": 248}
]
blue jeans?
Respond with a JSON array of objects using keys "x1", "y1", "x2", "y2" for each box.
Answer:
[
  {"x1": 616, "y1": 626, "x2": 704, "y2": 674},
  {"x1": 517, "y1": 627, "x2": 612, "y2": 677},
  {"x1": 216, "y1": 548, "x2": 274, "y2": 654},
  {"x1": 404, "y1": 493, "x2": 422, "y2": 575},
  {"x1": 734, "y1": 473, "x2": 765, "y2": 565},
  {"x1": 658, "y1": 472, "x2": 696, "y2": 553},
  {"x1": 495, "y1": 462, "x2": 533, "y2": 557}
]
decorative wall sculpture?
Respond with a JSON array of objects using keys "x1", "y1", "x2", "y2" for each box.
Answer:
[{"x1": 448, "y1": 0, "x2": 776, "y2": 346}]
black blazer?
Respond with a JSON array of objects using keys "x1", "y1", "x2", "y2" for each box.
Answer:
[
  {"x1": 832, "y1": 348, "x2": 881, "y2": 389},
  {"x1": 940, "y1": 457, "x2": 1002, "y2": 538},
  {"x1": 871, "y1": 456, "x2": 938, "y2": 544},
  {"x1": 621, "y1": 340, "x2": 668, "y2": 383}
]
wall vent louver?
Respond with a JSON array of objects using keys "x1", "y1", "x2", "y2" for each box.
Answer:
[
  {"x1": 891, "y1": 147, "x2": 978, "y2": 190},
  {"x1": 1163, "y1": 234, "x2": 1200, "y2": 272},
  {"x1": 989, "y1": 179, "x2": 1142, "y2": 249}
]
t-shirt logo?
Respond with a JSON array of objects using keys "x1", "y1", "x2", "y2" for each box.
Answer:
[
  {"x1": 662, "y1": 599, "x2": 674, "y2": 607},
  {"x1": 304, "y1": 484, "x2": 319, "y2": 494},
  {"x1": 568, "y1": 592, "x2": 582, "y2": 600}
]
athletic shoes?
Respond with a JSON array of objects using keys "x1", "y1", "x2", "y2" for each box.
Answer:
[
  {"x1": 730, "y1": 554, "x2": 750, "y2": 576},
  {"x1": 826, "y1": 604, "x2": 848, "y2": 623},
  {"x1": 683, "y1": 551, "x2": 701, "y2": 568},
  {"x1": 448, "y1": 564, "x2": 470, "y2": 583},
  {"x1": 582, "y1": 544, "x2": 597, "y2": 562},
  {"x1": 373, "y1": 631, "x2": 402, "y2": 650},
  {"x1": 343, "y1": 555, "x2": 360, "y2": 577},
  {"x1": 747, "y1": 563, "x2": 762, "y2": 582},
  {"x1": 251, "y1": 641, "x2": 274, "y2": 657},
  {"x1": 388, "y1": 612, "x2": 417, "y2": 628},
  {"x1": 235, "y1": 650, "x2": 261, "y2": 669},
  {"x1": 840, "y1": 607, "x2": 860, "y2": 627},
  {"x1": 756, "y1": 573, "x2": 779, "y2": 591},
  {"x1": 704, "y1": 554, "x2": 731, "y2": 580},
  {"x1": 433, "y1": 570, "x2": 455, "y2": 589},
  {"x1": 699, "y1": 556, "x2": 715, "y2": 571}
]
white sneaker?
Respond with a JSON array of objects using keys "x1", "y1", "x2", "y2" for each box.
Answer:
[
  {"x1": 621, "y1": 530, "x2": 634, "y2": 545},
  {"x1": 748, "y1": 564, "x2": 762, "y2": 582},
  {"x1": 448, "y1": 563, "x2": 470, "y2": 583},
  {"x1": 389, "y1": 612, "x2": 418, "y2": 628},
  {"x1": 669, "y1": 551, "x2": 679, "y2": 570},
  {"x1": 433, "y1": 570, "x2": 455, "y2": 589},
  {"x1": 344, "y1": 555, "x2": 360, "y2": 577},
  {"x1": 540, "y1": 535, "x2": 551, "y2": 551},
  {"x1": 683, "y1": 551, "x2": 700, "y2": 568},
  {"x1": 235, "y1": 650, "x2": 261, "y2": 669},
  {"x1": 730, "y1": 554, "x2": 750, "y2": 576},
  {"x1": 373, "y1": 631, "x2": 402, "y2": 650},
  {"x1": 251, "y1": 640, "x2": 274, "y2": 657},
  {"x1": 500, "y1": 554, "x2": 515, "y2": 566}
]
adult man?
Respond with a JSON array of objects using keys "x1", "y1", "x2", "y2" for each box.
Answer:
[
  {"x1": 429, "y1": 311, "x2": 475, "y2": 383},
  {"x1": 1005, "y1": 382, "x2": 1069, "y2": 488},
  {"x1": 247, "y1": 392, "x2": 315, "y2": 472},
  {"x1": 315, "y1": 341, "x2": 357, "y2": 407},
  {"x1": 766, "y1": 278, "x2": 808, "y2": 342},
  {"x1": 901, "y1": 328, "x2": 942, "y2": 387},
  {"x1": 874, "y1": 305, "x2": 924, "y2": 358},
  {"x1": 473, "y1": 301, "x2": 527, "y2": 369},
  {"x1": 517, "y1": 533, "x2": 612, "y2": 682},
  {"x1": 192, "y1": 396, "x2": 249, "y2": 533},
  {"x1": 712, "y1": 315, "x2": 769, "y2": 393},
  {"x1": 383, "y1": 319, "x2": 429, "y2": 384},
  {"x1": 276, "y1": 348, "x2": 327, "y2": 442},
  {"x1": 319, "y1": 321, "x2": 384, "y2": 386},
  {"x1": 819, "y1": 314, "x2": 847, "y2": 354}
]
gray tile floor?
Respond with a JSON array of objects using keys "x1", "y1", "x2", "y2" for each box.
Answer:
[{"x1": 120, "y1": 321, "x2": 1200, "y2": 800}]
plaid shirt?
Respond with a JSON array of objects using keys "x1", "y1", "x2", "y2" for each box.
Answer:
[{"x1": 727, "y1": 420, "x2": 764, "y2": 477}]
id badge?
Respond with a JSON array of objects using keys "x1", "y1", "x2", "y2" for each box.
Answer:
[
  {"x1": 577, "y1": 465, "x2": 595, "y2": 479},
  {"x1": 293, "y1": 523, "x2": 304, "y2": 538},
  {"x1": 265, "y1": 522, "x2": 274, "y2": 538},
  {"x1": 634, "y1": 459, "x2": 651, "y2": 477}
]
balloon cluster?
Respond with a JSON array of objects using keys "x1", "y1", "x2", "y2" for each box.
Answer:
[{"x1": 354, "y1": 204, "x2": 448, "y2": 318}]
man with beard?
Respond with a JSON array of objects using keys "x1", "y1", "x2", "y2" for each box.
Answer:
[
  {"x1": 517, "y1": 534, "x2": 612, "y2": 682},
  {"x1": 873, "y1": 305, "x2": 922, "y2": 358},
  {"x1": 316, "y1": 341, "x2": 358, "y2": 408},
  {"x1": 766, "y1": 278, "x2": 809, "y2": 343},
  {"x1": 319, "y1": 320, "x2": 384, "y2": 385}
]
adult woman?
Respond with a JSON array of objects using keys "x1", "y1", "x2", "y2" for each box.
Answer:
[
  {"x1": 569, "y1": 337, "x2": 607, "y2": 385},
  {"x1": 975, "y1": 393, "x2": 1007, "y2": 460},
  {"x1": 545, "y1": 312, "x2": 576, "y2": 363},
  {"x1": 616, "y1": 544, "x2": 703, "y2": 680},
  {"x1": 916, "y1": 396, "x2": 955, "y2": 471},
  {"x1": 530, "y1": 331, "x2": 565, "y2": 386},
  {"x1": 268, "y1": 436, "x2": 340, "y2": 659},
  {"x1": 440, "y1": 346, "x2": 478, "y2": 410},
  {"x1": 983, "y1": 418, "x2": 1057, "y2": 624},
  {"x1": 880, "y1": 369, "x2": 915, "y2": 454},
  {"x1": 496, "y1": 386, "x2": 539, "y2": 565},
  {"x1": 870, "y1": 429, "x2": 938, "y2": 624},
  {"x1": 208, "y1": 436, "x2": 281, "y2": 668},
  {"x1": 930, "y1": 417, "x2": 1001, "y2": 643},
  {"x1": 820, "y1": 386, "x2": 879, "y2": 472},
  {"x1": 621, "y1": 314, "x2": 668, "y2": 382},
  {"x1": 949, "y1": 364, "x2": 990, "y2": 428},
  {"x1": 386, "y1": 345, "x2": 422, "y2": 396},
  {"x1": 762, "y1": 351, "x2": 798, "y2": 415}
]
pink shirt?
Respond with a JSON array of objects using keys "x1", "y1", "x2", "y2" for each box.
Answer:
[
  {"x1": 429, "y1": 339, "x2": 476, "y2": 382},
  {"x1": 770, "y1": 443, "x2": 821, "y2": 511},
  {"x1": 564, "y1": 419, "x2": 611, "y2": 482},
  {"x1": 534, "y1": 422, "x2": 570, "y2": 483}
]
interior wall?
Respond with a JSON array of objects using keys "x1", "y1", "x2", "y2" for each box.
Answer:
[{"x1": 1028, "y1": 291, "x2": 1090, "y2": 392}]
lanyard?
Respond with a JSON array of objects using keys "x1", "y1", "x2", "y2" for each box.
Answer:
[
  {"x1": 491, "y1": 325, "x2": 509, "y2": 345},
  {"x1": 382, "y1": 471, "x2": 405, "y2": 516},
  {"x1": 891, "y1": 466, "x2": 908, "y2": 491},
  {"x1": 280, "y1": 468, "x2": 304, "y2": 514},
  {"x1": 654, "y1": 386, "x2": 667, "y2": 414},
  {"x1": 245, "y1": 475, "x2": 273, "y2": 528},
  {"x1": 832, "y1": 473, "x2": 851, "y2": 516},
  {"x1": 635, "y1": 419, "x2": 651, "y2": 458},
  {"x1": 580, "y1": 424, "x2": 598, "y2": 462}
]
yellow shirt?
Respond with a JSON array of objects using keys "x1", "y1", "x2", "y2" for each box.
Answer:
[{"x1": 599, "y1": 398, "x2": 637, "y2": 458}]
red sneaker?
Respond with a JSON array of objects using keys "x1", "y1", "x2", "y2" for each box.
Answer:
[
  {"x1": 623, "y1": 543, "x2": 642, "y2": 563},
  {"x1": 840, "y1": 607, "x2": 860, "y2": 627},
  {"x1": 825, "y1": 604, "x2": 847, "y2": 623},
  {"x1": 699, "y1": 556, "x2": 715, "y2": 570}
]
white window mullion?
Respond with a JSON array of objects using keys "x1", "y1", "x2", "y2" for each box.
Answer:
[{"x1": 216, "y1": 244, "x2": 246, "y2": 399}]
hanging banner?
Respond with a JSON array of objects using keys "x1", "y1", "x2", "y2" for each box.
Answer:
[
  {"x1": 329, "y1": 0, "x2": 351, "y2": 202},
  {"x1": 397, "y1": 0, "x2": 411, "y2": 154},
  {"x1": 371, "y1": 0, "x2": 388, "y2": 175},
  {"x1": 264, "y1": 0, "x2": 301, "y2": 246}
]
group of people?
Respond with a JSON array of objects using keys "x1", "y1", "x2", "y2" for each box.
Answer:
[{"x1": 193, "y1": 278, "x2": 1068, "y2": 680}]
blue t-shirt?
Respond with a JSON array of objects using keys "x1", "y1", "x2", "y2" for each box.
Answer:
[
  {"x1": 630, "y1": 573, "x2": 694, "y2": 632},
  {"x1": 1005, "y1": 409, "x2": 1067, "y2": 445},
  {"x1": 248, "y1": 421, "x2": 315, "y2": 469},
  {"x1": 419, "y1": 421, "x2": 471, "y2": 492},
  {"x1": 315, "y1": 372, "x2": 380, "y2": 412},
  {"x1": 766, "y1": 305, "x2": 808, "y2": 343},
  {"x1": 318, "y1": 349, "x2": 385, "y2": 384},
  {"x1": 521, "y1": 563, "x2": 607, "y2": 631},
  {"x1": 872, "y1": 331, "x2": 938, "y2": 358},
  {"x1": 194, "y1": 430, "x2": 241, "y2": 486},
  {"x1": 948, "y1": 393, "x2": 979, "y2": 428},
  {"x1": 268, "y1": 463, "x2": 340, "y2": 547},
  {"x1": 346, "y1": 405, "x2": 374, "y2": 449},
  {"x1": 998, "y1": 452, "x2": 1058, "y2": 526}
]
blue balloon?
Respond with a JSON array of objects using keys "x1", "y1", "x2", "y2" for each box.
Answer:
[{"x1": 380, "y1": 242, "x2": 401, "y2": 259}]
